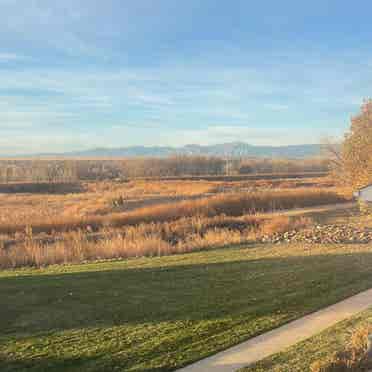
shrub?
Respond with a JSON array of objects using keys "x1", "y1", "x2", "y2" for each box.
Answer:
[{"x1": 310, "y1": 326, "x2": 372, "y2": 372}]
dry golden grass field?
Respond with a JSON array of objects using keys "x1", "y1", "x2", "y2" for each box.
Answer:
[
  {"x1": 0, "y1": 175, "x2": 337, "y2": 226},
  {"x1": 0, "y1": 174, "x2": 351, "y2": 269}
]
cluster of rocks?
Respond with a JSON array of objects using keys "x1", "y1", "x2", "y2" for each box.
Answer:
[{"x1": 260, "y1": 224, "x2": 372, "y2": 244}]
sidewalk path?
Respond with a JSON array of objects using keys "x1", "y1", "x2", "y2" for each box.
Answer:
[
  {"x1": 253, "y1": 201, "x2": 356, "y2": 219},
  {"x1": 178, "y1": 287, "x2": 372, "y2": 372}
]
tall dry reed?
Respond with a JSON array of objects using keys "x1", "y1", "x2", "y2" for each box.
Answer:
[
  {"x1": 0, "y1": 214, "x2": 312, "y2": 269},
  {"x1": 0, "y1": 188, "x2": 346, "y2": 236}
]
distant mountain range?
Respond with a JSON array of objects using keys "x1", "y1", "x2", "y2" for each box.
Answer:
[{"x1": 16, "y1": 142, "x2": 325, "y2": 159}]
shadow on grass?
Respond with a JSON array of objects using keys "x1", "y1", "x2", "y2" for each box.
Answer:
[
  {"x1": 2, "y1": 250, "x2": 372, "y2": 371},
  {"x1": 0, "y1": 355, "x2": 176, "y2": 372},
  {"x1": 2, "y1": 251, "x2": 372, "y2": 333},
  {"x1": 0, "y1": 356, "x2": 91, "y2": 372},
  {"x1": 0, "y1": 354, "x2": 241, "y2": 372}
]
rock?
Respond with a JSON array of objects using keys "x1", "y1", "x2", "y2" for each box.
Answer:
[{"x1": 260, "y1": 223, "x2": 372, "y2": 245}]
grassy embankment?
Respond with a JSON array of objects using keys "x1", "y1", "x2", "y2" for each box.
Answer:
[{"x1": 243, "y1": 309, "x2": 372, "y2": 372}]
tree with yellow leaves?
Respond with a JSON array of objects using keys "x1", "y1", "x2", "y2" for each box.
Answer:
[{"x1": 341, "y1": 100, "x2": 372, "y2": 189}]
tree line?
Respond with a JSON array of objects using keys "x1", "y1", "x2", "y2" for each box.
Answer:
[{"x1": 0, "y1": 156, "x2": 330, "y2": 183}]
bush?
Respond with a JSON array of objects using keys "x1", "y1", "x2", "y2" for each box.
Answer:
[{"x1": 310, "y1": 326, "x2": 372, "y2": 372}]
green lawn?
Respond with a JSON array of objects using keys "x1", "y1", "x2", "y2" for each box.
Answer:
[
  {"x1": 2, "y1": 243, "x2": 372, "y2": 371},
  {"x1": 242, "y1": 308, "x2": 372, "y2": 372}
]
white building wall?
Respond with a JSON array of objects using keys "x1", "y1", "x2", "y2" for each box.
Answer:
[{"x1": 360, "y1": 186, "x2": 372, "y2": 202}]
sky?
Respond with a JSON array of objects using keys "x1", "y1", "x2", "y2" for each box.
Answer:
[{"x1": 1, "y1": 0, "x2": 372, "y2": 154}]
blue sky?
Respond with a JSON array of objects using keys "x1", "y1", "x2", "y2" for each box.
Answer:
[{"x1": 1, "y1": 0, "x2": 372, "y2": 154}]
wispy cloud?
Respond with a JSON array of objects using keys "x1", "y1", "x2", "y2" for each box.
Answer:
[
  {"x1": 1, "y1": 0, "x2": 371, "y2": 153},
  {"x1": 0, "y1": 53, "x2": 23, "y2": 62},
  {"x1": 0, "y1": 57, "x2": 363, "y2": 153}
]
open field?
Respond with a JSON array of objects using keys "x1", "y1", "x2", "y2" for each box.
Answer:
[
  {"x1": 2, "y1": 243, "x2": 372, "y2": 371},
  {"x1": 0, "y1": 169, "x2": 368, "y2": 371},
  {"x1": 0, "y1": 188, "x2": 346, "y2": 235},
  {"x1": 0, "y1": 176, "x2": 350, "y2": 268},
  {"x1": 0, "y1": 171, "x2": 353, "y2": 269},
  {"x1": 0, "y1": 175, "x2": 335, "y2": 225}
]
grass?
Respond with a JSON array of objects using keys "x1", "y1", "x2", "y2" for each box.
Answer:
[
  {"x1": 0, "y1": 214, "x2": 313, "y2": 269},
  {"x1": 0, "y1": 188, "x2": 346, "y2": 236},
  {"x1": 0, "y1": 177, "x2": 335, "y2": 228},
  {"x1": 242, "y1": 309, "x2": 372, "y2": 372},
  {"x1": 2, "y1": 243, "x2": 372, "y2": 371}
]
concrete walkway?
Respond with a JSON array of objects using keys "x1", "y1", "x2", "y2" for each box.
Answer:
[{"x1": 178, "y1": 287, "x2": 372, "y2": 372}]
